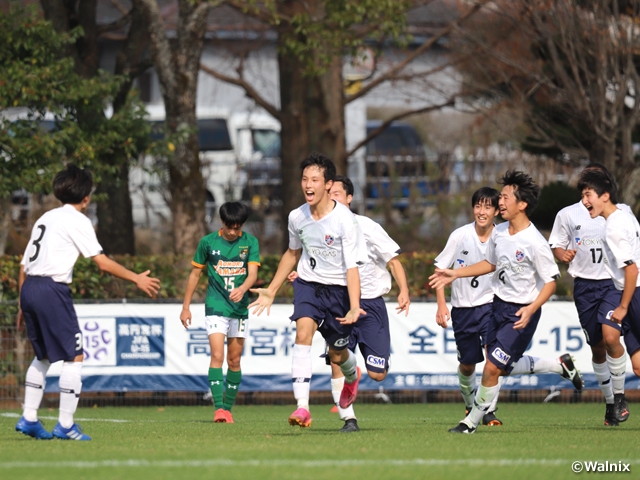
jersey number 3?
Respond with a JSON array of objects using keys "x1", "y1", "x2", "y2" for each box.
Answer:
[{"x1": 29, "y1": 225, "x2": 46, "y2": 262}]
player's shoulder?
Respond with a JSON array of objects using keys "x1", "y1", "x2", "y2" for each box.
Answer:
[
  {"x1": 354, "y1": 213, "x2": 379, "y2": 231},
  {"x1": 241, "y1": 231, "x2": 260, "y2": 244},
  {"x1": 289, "y1": 204, "x2": 310, "y2": 221},
  {"x1": 556, "y1": 201, "x2": 584, "y2": 217},
  {"x1": 493, "y1": 221, "x2": 510, "y2": 235},
  {"x1": 526, "y1": 223, "x2": 551, "y2": 246}
]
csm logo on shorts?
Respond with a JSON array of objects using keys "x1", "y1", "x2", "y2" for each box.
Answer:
[
  {"x1": 606, "y1": 310, "x2": 614, "y2": 320},
  {"x1": 366, "y1": 355, "x2": 385, "y2": 368},
  {"x1": 334, "y1": 337, "x2": 349, "y2": 348},
  {"x1": 491, "y1": 347, "x2": 511, "y2": 365}
]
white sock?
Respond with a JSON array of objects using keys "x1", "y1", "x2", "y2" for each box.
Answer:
[
  {"x1": 593, "y1": 361, "x2": 614, "y2": 404},
  {"x1": 339, "y1": 350, "x2": 358, "y2": 383},
  {"x1": 463, "y1": 383, "x2": 500, "y2": 428},
  {"x1": 23, "y1": 358, "x2": 50, "y2": 422},
  {"x1": 292, "y1": 344, "x2": 312, "y2": 410},
  {"x1": 606, "y1": 353, "x2": 627, "y2": 394},
  {"x1": 58, "y1": 362, "x2": 82, "y2": 429},
  {"x1": 488, "y1": 376, "x2": 503, "y2": 413},
  {"x1": 331, "y1": 376, "x2": 355, "y2": 419},
  {"x1": 457, "y1": 367, "x2": 476, "y2": 409},
  {"x1": 510, "y1": 355, "x2": 562, "y2": 375}
]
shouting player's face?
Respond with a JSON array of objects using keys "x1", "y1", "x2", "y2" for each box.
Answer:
[
  {"x1": 301, "y1": 166, "x2": 331, "y2": 207},
  {"x1": 329, "y1": 182, "x2": 353, "y2": 207},
  {"x1": 581, "y1": 188, "x2": 608, "y2": 218},
  {"x1": 498, "y1": 185, "x2": 527, "y2": 221},
  {"x1": 473, "y1": 199, "x2": 498, "y2": 228}
]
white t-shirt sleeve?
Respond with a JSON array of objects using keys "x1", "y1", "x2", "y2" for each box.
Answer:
[
  {"x1": 606, "y1": 225, "x2": 636, "y2": 269},
  {"x1": 70, "y1": 217, "x2": 103, "y2": 258},
  {"x1": 341, "y1": 213, "x2": 363, "y2": 270},
  {"x1": 288, "y1": 210, "x2": 302, "y2": 250},
  {"x1": 485, "y1": 229, "x2": 498, "y2": 266},
  {"x1": 533, "y1": 243, "x2": 560, "y2": 283},
  {"x1": 369, "y1": 222, "x2": 401, "y2": 264},
  {"x1": 434, "y1": 229, "x2": 460, "y2": 269},
  {"x1": 548, "y1": 211, "x2": 570, "y2": 249}
]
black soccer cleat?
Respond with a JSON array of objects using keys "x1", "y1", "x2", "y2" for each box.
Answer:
[
  {"x1": 604, "y1": 403, "x2": 620, "y2": 427},
  {"x1": 613, "y1": 393, "x2": 630, "y2": 423},
  {"x1": 559, "y1": 354, "x2": 583, "y2": 390},
  {"x1": 340, "y1": 418, "x2": 360, "y2": 433},
  {"x1": 482, "y1": 410, "x2": 503, "y2": 426},
  {"x1": 448, "y1": 422, "x2": 476, "y2": 434}
]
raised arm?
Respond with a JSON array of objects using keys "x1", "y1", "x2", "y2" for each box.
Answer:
[
  {"x1": 429, "y1": 260, "x2": 495, "y2": 290},
  {"x1": 92, "y1": 254, "x2": 160, "y2": 297},
  {"x1": 249, "y1": 248, "x2": 301, "y2": 315}
]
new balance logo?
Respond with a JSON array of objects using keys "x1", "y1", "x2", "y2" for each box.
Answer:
[
  {"x1": 575, "y1": 225, "x2": 581, "y2": 230},
  {"x1": 461, "y1": 250, "x2": 468, "y2": 255}
]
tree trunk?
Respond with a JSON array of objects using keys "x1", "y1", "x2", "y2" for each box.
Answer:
[
  {"x1": 95, "y1": 164, "x2": 135, "y2": 254},
  {"x1": 0, "y1": 196, "x2": 11, "y2": 255}
]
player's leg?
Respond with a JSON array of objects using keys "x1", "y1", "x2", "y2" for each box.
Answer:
[
  {"x1": 356, "y1": 298, "x2": 390, "y2": 382},
  {"x1": 288, "y1": 317, "x2": 317, "y2": 427},
  {"x1": 477, "y1": 305, "x2": 503, "y2": 425},
  {"x1": 205, "y1": 316, "x2": 229, "y2": 422},
  {"x1": 222, "y1": 317, "x2": 249, "y2": 423}
]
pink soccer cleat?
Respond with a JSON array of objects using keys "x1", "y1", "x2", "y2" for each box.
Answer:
[
  {"x1": 339, "y1": 366, "x2": 362, "y2": 409},
  {"x1": 288, "y1": 407, "x2": 312, "y2": 428},
  {"x1": 214, "y1": 408, "x2": 228, "y2": 423},
  {"x1": 224, "y1": 410, "x2": 234, "y2": 424}
]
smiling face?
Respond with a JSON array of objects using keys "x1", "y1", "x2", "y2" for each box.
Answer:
[
  {"x1": 301, "y1": 165, "x2": 331, "y2": 207},
  {"x1": 498, "y1": 185, "x2": 527, "y2": 221},
  {"x1": 473, "y1": 198, "x2": 498, "y2": 227},
  {"x1": 581, "y1": 188, "x2": 608, "y2": 218}
]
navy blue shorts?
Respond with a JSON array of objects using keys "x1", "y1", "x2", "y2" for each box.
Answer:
[
  {"x1": 20, "y1": 276, "x2": 83, "y2": 363},
  {"x1": 573, "y1": 277, "x2": 622, "y2": 346},
  {"x1": 291, "y1": 278, "x2": 354, "y2": 350},
  {"x1": 485, "y1": 296, "x2": 541, "y2": 374},
  {"x1": 451, "y1": 303, "x2": 493, "y2": 365},
  {"x1": 348, "y1": 297, "x2": 390, "y2": 373},
  {"x1": 623, "y1": 289, "x2": 640, "y2": 357}
]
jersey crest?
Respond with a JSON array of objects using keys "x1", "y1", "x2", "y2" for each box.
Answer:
[
  {"x1": 515, "y1": 250, "x2": 525, "y2": 262},
  {"x1": 239, "y1": 247, "x2": 248, "y2": 260},
  {"x1": 324, "y1": 234, "x2": 335, "y2": 246}
]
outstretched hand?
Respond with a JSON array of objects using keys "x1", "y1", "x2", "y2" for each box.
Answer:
[
  {"x1": 337, "y1": 308, "x2": 367, "y2": 325},
  {"x1": 135, "y1": 270, "x2": 161, "y2": 297},
  {"x1": 428, "y1": 268, "x2": 456, "y2": 290},
  {"x1": 249, "y1": 288, "x2": 275, "y2": 316}
]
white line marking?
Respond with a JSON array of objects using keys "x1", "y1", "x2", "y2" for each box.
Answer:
[
  {"x1": 1, "y1": 413, "x2": 130, "y2": 423},
  {"x1": 1, "y1": 459, "x2": 639, "y2": 469}
]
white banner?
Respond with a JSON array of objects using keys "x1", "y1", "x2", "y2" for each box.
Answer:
[{"x1": 41, "y1": 302, "x2": 638, "y2": 392}]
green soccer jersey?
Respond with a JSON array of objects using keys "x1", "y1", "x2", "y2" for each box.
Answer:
[{"x1": 192, "y1": 230, "x2": 261, "y2": 319}]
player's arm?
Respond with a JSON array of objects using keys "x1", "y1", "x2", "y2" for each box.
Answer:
[
  {"x1": 92, "y1": 254, "x2": 160, "y2": 297},
  {"x1": 612, "y1": 262, "x2": 638, "y2": 324},
  {"x1": 388, "y1": 257, "x2": 410, "y2": 315},
  {"x1": 249, "y1": 248, "x2": 301, "y2": 315},
  {"x1": 16, "y1": 265, "x2": 26, "y2": 330},
  {"x1": 513, "y1": 280, "x2": 556, "y2": 330},
  {"x1": 435, "y1": 286, "x2": 450, "y2": 328},
  {"x1": 180, "y1": 266, "x2": 204, "y2": 328},
  {"x1": 553, "y1": 247, "x2": 576, "y2": 263},
  {"x1": 229, "y1": 263, "x2": 259, "y2": 303},
  {"x1": 336, "y1": 266, "x2": 366, "y2": 325},
  {"x1": 429, "y1": 260, "x2": 495, "y2": 290}
]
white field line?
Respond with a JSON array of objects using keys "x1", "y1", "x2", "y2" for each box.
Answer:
[
  {"x1": 1, "y1": 459, "x2": 640, "y2": 469},
  {"x1": 1, "y1": 412, "x2": 131, "y2": 423}
]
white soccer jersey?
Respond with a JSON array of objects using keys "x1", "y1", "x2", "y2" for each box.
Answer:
[
  {"x1": 356, "y1": 214, "x2": 402, "y2": 299},
  {"x1": 603, "y1": 209, "x2": 640, "y2": 290},
  {"x1": 434, "y1": 222, "x2": 494, "y2": 308},
  {"x1": 21, "y1": 204, "x2": 104, "y2": 284},
  {"x1": 288, "y1": 202, "x2": 367, "y2": 286},
  {"x1": 486, "y1": 222, "x2": 560, "y2": 304},
  {"x1": 549, "y1": 202, "x2": 632, "y2": 279}
]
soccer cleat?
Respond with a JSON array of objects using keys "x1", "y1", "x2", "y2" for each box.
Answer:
[
  {"x1": 613, "y1": 393, "x2": 630, "y2": 423},
  {"x1": 340, "y1": 418, "x2": 360, "y2": 432},
  {"x1": 559, "y1": 354, "x2": 583, "y2": 390},
  {"x1": 52, "y1": 422, "x2": 91, "y2": 441},
  {"x1": 604, "y1": 403, "x2": 619, "y2": 427},
  {"x1": 224, "y1": 410, "x2": 235, "y2": 424},
  {"x1": 214, "y1": 408, "x2": 228, "y2": 423},
  {"x1": 448, "y1": 422, "x2": 476, "y2": 434},
  {"x1": 15, "y1": 417, "x2": 53, "y2": 440},
  {"x1": 339, "y1": 366, "x2": 362, "y2": 409},
  {"x1": 465, "y1": 407, "x2": 471, "y2": 416},
  {"x1": 288, "y1": 407, "x2": 312, "y2": 428},
  {"x1": 482, "y1": 410, "x2": 503, "y2": 426},
  {"x1": 330, "y1": 405, "x2": 339, "y2": 413}
]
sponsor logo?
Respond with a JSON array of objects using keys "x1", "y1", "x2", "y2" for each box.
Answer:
[
  {"x1": 491, "y1": 347, "x2": 511, "y2": 365},
  {"x1": 606, "y1": 310, "x2": 614, "y2": 320},
  {"x1": 580, "y1": 238, "x2": 602, "y2": 246},
  {"x1": 515, "y1": 250, "x2": 525, "y2": 262},
  {"x1": 456, "y1": 259, "x2": 466, "y2": 267},
  {"x1": 308, "y1": 248, "x2": 337, "y2": 258},
  {"x1": 461, "y1": 250, "x2": 469, "y2": 255},
  {"x1": 212, "y1": 250, "x2": 221, "y2": 255},
  {"x1": 575, "y1": 225, "x2": 581, "y2": 230},
  {"x1": 334, "y1": 337, "x2": 350, "y2": 348},
  {"x1": 366, "y1": 355, "x2": 386, "y2": 368},
  {"x1": 324, "y1": 234, "x2": 335, "y2": 246},
  {"x1": 575, "y1": 237, "x2": 582, "y2": 246}
]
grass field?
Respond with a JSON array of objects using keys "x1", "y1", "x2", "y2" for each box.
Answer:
[{"x1": 1, "y1": 403, "x2": 639, "y2": 480}]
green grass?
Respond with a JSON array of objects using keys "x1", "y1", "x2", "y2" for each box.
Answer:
[{"x1": 1, "y1": 403, "x2": 639, "y2": 479}]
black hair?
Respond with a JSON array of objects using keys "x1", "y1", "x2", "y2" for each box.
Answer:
[
  {"x1": 219, "y1": 202, "x2": 251, "y2": 227},
  {"x1": 471, "y1": 186, "x2": 500, "y2": 210},
  {"x1": 53, "y1": 164, "x2": 94, "y2": 204},
  {"x1": 577, "y1": 168, "x2": 619, "y2": 204},
  {"x1": 499, "y1": 170, "x2": 540, "y2": 217},
  {"x1": 299, "y1": 152, "x2": 336, "y2": 183},
  {"x1": 333, "y1": 175, "x2": 354, "y2": 197}
]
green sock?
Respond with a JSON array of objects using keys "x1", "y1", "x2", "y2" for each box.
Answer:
[
  {"x1": 223, "y1": 369, "x2": 242, "y2": 411},
  {"x1": 208, "y1": 368, "x2": 224, "y2": 409}
]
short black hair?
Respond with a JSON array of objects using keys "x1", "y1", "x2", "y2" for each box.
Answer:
[
  {"x1": 219, "y1": 202, "x2": 250, "y2": 227},
  {"x1": 299, "y1": 152, "x2": 336, "y2": 183},
  {"x1": 333, "y1": 175, "x2": 354, "y2": 197},
  {"x1": 499, "y1": 170, "x2": 540, "y2": 217},
  {"x1": 577, "y1": 168, "x2": 619, "y2": 204},
  {"x1": 53, "y1": 164, "x2": 94, "y2": 204},
  {"x1": 471, "y1": 186, "x2": 500, "y2": 209}
]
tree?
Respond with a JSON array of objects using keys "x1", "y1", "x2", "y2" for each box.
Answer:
[{"x1": 0, "y1": 4, "x2": 149, "y2": 254}]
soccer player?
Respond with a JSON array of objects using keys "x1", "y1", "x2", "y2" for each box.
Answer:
[
  {"x1": 249, "y1": 153, "x2": 367, "y2": 428},
  {"x1": 434, "y1": 187, "x2": 503, "y2": 426},
  {"x1": 429, "y1": 170, "x2": 583, "y2": 434},
  {"x1": 16, "y1": 164, "x2": 161, "y2": 441},
  {"x1": 549, "y1": 164, "x2": 631, "y2": 426},
  {"x1": 292, "y1": 175, "x2": 410, "y2": 432},
  {"x1": 180, "y1": 202, "x2": 260, "y2": 424},
  {"x1": 578, "y1": 168, "x2": 640, "y2": 420}
]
